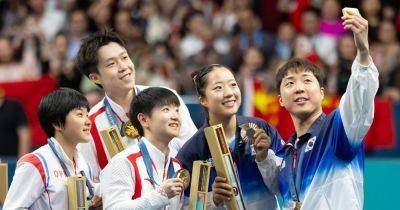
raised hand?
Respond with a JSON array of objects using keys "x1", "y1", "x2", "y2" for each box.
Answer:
[{"x1": 342, "y1": 9, "x2": 371, "y2": 65}]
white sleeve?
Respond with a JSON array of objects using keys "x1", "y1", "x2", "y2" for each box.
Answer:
[
  {"x1": 77, "y1": 139, "x2": 101, "y2": 183},
  {"x1": 3, "y1": 163, "x2": 44, "y2": 210},
  {"x1": 255, "y1": 149, "x2": 282, "y2": 195},
  {"x1": 168, "y1": 89, "x2": 197, "y2": 156},
  {"x1": 338, "y1": 60, "x2": 379, "y2": 146},
  {"x1": 100, "y1": 157, "x2": 170, "y2": 210}
]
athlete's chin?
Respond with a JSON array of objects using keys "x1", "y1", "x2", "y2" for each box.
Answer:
[{"x1": 292, "y1": 110, "x2": 313, "y2": 120}]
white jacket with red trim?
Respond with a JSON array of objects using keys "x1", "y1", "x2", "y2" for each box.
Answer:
[
  {"x1": 77, "y1": 85, "x2": 197, "y2": 183},
  {"x1": 100, "y1": 137, "x2": 183, "y2": 210},
  {"x1": 3, "y1": 138, "x2": 96, "y2": 210}
]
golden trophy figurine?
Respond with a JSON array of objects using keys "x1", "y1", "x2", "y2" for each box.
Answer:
[
  {"x1": 67, "y1": 176, "x2": 88, "y2": 210},
  {"x1": 189, "y1": 161, "x2": 211, "y2": 210},
  {"x1": 0, "y1": 163, "x2": 8, "y2": 205},
  {"x1": 100, "y1": 125, "x2": 127, "y2": 158},
  {"x1": 204, "y1": 124, "x2": 246, "y2": 210}
]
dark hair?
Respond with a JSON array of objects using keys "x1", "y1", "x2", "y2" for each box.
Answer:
[
  {"x1": 191, "y1": 64, "x2": 233, "y2": 97},
  {"x1": 75, "y1": 30, "x2": 127, "y2": 78},
  {"x1": 275, "y1": 58, "x2": 324, "y2": 93},
  {"x1": 38, "y1": 88, "x2": 89, "y2": 137},
  {"x1": 129, "y1": 87, "x2": 180, "y2": 137}
]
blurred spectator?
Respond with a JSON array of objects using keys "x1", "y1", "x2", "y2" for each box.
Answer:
[
  {"x1": 371, "y1": 20, "x2": 400, "y2": 89},
  {"x1": 238, "y1": 47, "x2": 271, "y2": 90},
  {"x1": 25, "y1": 0, "x2": 66, "y2": 42},
  {"x1": 180, "y1": 11, "x2": 207, "y2": 60},
  {"x1": 361, "y1": 0, "x2": 381, "y2": 42},
  {"x1": 231, "y1": 8, "x2": 275, "y2": 69},
  {"x1": 319, "y1": 0, "x2": 347, "y2": 39},
  {"x1": 49, "y1": 32, "x2": 82, "y2": 90},
  {"x1": 141, "y1": 1, "x2": 170, "y2": 44},
  {"x1": 335, "y1": 34, "x2": 357, "y2": 95},
  {"x1": 88, "y1": 0, "x2": 113, "y2": 30},
  {"x1": 212, "y1": 0, "x2": 237, "y2": 55},
  {"x1": 113, "y1": 9, "x2": 147, "y2": 56},
  {"x1": 0, "y1": 0, "x2": 398, "y2": 113},
  {"x1": 67, "y1": 9, "x2": 90, "y2": 59},
  {"x1": 0, "y1": 88, "x2": 30, "y2": 158},
  {"x1": 274, "y1": 22, "x2": 296, "y2": 62},
  {"x1": 295, "y1": 8, "x2": 337, "y2": 67},
  {"x1": 0, "y1": 34, "x2": 41, "y2": 82}
]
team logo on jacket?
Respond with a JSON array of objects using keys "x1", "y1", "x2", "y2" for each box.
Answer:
[{"x1": 305, "y1": 136, "x2": 316, "y2": 152}]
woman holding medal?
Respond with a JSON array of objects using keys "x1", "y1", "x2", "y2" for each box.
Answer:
[
  {"x1": 3, "y1": 88, "x2": 101, "y2": 209},
  {"x1": 176, "y1": 64, "x2": 283, "y2": 209},
  {"x1": 100, "y1": 87, "x2": 189, "y2": 209}
]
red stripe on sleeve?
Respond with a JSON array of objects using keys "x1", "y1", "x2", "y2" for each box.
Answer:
[
  {"x1": 127, "y1": 152, "x2": 143, "y2": 200},
  {"x1": 18, "y1": 153, "x2": 46, "y2": 186}
]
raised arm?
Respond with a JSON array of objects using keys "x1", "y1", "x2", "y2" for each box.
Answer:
[{"x1": 339, "y1": 11, "x2": 379, "y2": 146}]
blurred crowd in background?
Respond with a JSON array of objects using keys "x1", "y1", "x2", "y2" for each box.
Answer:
[
  {"x1": 1, "y1": 0, "x2": 400, "y2": 103},
  {"x1": 1, "y1": 0, "x2": 400, "y2": 156}
]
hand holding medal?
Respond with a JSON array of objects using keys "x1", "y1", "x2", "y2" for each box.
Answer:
[
  {"x1": 240, "y1": 123, "x2": 271, "y2": 161},
  {"x1": 175, "y1": 169, "x2": 190, "y2": 190}
]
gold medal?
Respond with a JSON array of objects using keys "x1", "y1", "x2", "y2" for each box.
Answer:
[
  {"x1": 123, "y1": 121, "x2": 139, "y2": 138},
  {"x1": 176, "y1": 169, "x2": 190, "y2": 189}
]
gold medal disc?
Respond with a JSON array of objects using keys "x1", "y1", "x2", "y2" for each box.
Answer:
[{"x1": 176, "y1": 169, "x2": 190, "y2": 189}]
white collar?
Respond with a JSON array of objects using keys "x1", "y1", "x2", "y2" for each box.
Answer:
[
  {"x1": 104, "y1": 94, "x2": 129, "y2": 122},
  {"x1": 49, "y1": 137, "x2": 79, "y2": 169},
  {"x1": 140, "y1": 137, "x2": 171, "y2": 173}
]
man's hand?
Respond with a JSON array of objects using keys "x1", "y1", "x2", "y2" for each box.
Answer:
[
  {"x1": 342, "y1": 10, "x2": 371, "y2": 65},
  {"x1": 254, "y1": 128, "x2": 271, "y2": 162},
  {"x1": 212, "y1": 177, "x2": 233, "y2": 206},
  {"x1": 159, "y1": 178, "x2": 184, "y2": 198}
]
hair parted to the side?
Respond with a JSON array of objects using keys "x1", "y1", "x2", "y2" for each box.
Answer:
[
  {"x1": 38, "y1": 88, "x2": 89, "y2": 137},
  {"x1": 129, "y1": 87, "x2": 180, "y2": 137},
  {"x1": 275, "y1": 58, "x2": 325, "y2": 93},
  {"x1": 75, "y1": 29, "x2": 127, "y2": 78}
]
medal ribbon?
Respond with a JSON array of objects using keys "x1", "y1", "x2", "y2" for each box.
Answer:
[
  {"x1": 48, "y1": 138, "x2": 94, "y2": 198},
  {"x1": 104, "y1": 87, "x2": 140, "y2": 136},
  {"x1": 138, "y1": 140, "x2": 175, "y2": 187}
]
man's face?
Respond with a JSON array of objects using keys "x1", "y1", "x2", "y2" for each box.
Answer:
[
  {"x1": 144, "y1": 104, "x2": 181, "y2": 142},
  {"x1": 279, "y1": 69, "x2": 324, "y2": 120},
  {"x1": 90, "y1": 42, "x2": 136, "y2": 94}
]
